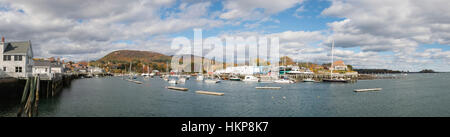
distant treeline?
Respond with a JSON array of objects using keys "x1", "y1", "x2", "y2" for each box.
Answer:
[
  {"x1": 354, "y1": 69, "x2": 404, "y2": 74},
  {"x1": 355, "y1": 69, "x2": 438, "y2": 74},
  {"x1": 418, "y1": 69, "x2": 436, "y2": 73}
]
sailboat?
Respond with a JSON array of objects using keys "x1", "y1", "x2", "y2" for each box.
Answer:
[
  {"x1": 129, "y1": 61, "x2": 137, "y2": 79},
  {"x1": 323, "y1": 40, "x2": 349, "y2": 83},
  {"x1": 274, "y1": 57, "x2": 295, "y2": 84},
  {"x1": 204, "y1": 60, "x2": 220, "y2": 83}
]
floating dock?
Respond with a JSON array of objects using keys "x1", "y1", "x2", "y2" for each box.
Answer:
[
  {"x1": 354, "y1": 88, "x2": 382, "y2": 92},
  {"x1": 255, "y1": 87, "x2": 281, "y2": 89},
  {"x1": 125, "y1": 79, "x2": 142, "y2": 84},
  {"x1": 166, "y1": 86, "x2": 188, "y2": 91},
  {"x1": 195, "y1": 90, "x2": 224, "y2": 96}
]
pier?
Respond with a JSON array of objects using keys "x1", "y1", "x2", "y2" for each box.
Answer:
[
  {"x1": 0, "y1": 72, "x2": 110, "y2": 117},
  {"x1": 354, "y1": 88, "x2": 382, "y2": 92},
  {"x1": 166, "y1": 86, "x2": 188, "y2": 91},
  {"x1": 255, "y1": 87, "x2": 281, "y2": 89},
  {"x1": 195, "y1": 91, "x2": 224, "y2": 96}
]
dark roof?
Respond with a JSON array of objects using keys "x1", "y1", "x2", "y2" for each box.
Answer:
[
  {"x1": 34, "y1": 60, "x2": 52, "y2": 67},
  {"x1": 3, "y1": 41, "x2": 31, "y2": 54},
  {"x1": 34, "y1": 60, "x2": 62, "y2": 67}
]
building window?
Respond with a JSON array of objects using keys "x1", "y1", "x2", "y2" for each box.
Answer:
[
  {"x1": 14, "y1": 55, "x2": 22, "y2": 61},
  {"x1": 2, "y1": 67, "x2": 5, "y2": 71},
  {"x1": 15, "y1": 67, "x2": 22, "y2": 73},
  {"x1": 45, "y1": 68, "x2": 48, "y2": 72},
  {"x1": 3, "y1": 55, "x2": 11, "y2": 61}
]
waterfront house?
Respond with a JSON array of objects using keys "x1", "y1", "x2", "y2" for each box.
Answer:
[
  {"x1": 33, "y1": 60, "x2": 51, "y2": 76},
  {"x1": 33, "y1": 59, "x2": 64, "y2": 79},
  {"x1": 331, "y1": 60, "x2": 348, "y2": 71},
  {"x1": 89, "y1": 66, "x2": 104, "y2": 74},
  {"x1": 0, "y1": 37, "x2": 33, "y2": 78}
]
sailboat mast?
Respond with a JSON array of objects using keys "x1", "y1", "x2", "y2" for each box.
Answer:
[
  {"x1": 284, "y1": 57, "x2": 286, "y2": 76},
  {"x1": 166, "y1": 61, "x2": 169, "y2": 74},
  {"x1": 331, "y1": 40, "x2": 334, "y2": 77},
  {"x1": 129, "y1": 61, "x2": 132, "y2": 73}
]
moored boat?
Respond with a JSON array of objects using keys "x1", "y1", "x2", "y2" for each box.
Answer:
[
  {"x1": 274, "y1": 78, "x2": 295, "y2": 84},
  {"x1": 242, "y1": 75, "x2": 259, "y2": 82},
  {"x1": 303, "y1": 78, "x2": 315, "y2": 82},
  {"x1": 229, "y1": 75, "x2": 241, "y2": 81}
]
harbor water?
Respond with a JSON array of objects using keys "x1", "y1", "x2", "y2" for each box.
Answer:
[{"x1": 1, "y1": 73, "x2": 450, "y2": 117}]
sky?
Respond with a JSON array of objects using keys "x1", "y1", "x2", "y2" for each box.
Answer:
[{"x1": 0, "y1": 0, "x2": 450, "y2": 72}]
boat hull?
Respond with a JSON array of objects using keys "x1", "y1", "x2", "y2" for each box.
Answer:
[{"x1": 322, "y1": 79, "x2": 349, "y2": 83}]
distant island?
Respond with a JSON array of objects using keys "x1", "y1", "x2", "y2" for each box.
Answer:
[
  {"x1": 354, "y1": 69, "x2": 404, "y2": 74},
  {"x1": 354, "y1": 69, "x2": 439, "y2": 74},
  {"x1": 418, "y1": 69, "x2": 436, "y2": 73}
]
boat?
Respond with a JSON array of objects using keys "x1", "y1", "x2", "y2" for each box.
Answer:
[
  {"x1": 204, "y1": 79, "x2": 220, "y2": 83},
  {"x1": 229, "y1": 75, "x2": 241, "y2": 81},
  {"x1": 197, "y1": 74, "x2": 204, "y2": 81},
  {"x1": 274, "y1": 78, "x2": 295, "y2": 84},
  {"x1": 323, "y1": 40, "x2": 350, "y2": 83},
  {"x1": 177, "y1": 77, "x2": 186, "y2": 83},
  {"x1": 242, "y1": 75, "x2": 259, "y2": 82},
  {"x1": 303, "y1": 78, "x2": 315, "y2": 82},
  {"x1": 168, "y1": 79, "x2": 177, "y2": 84}
]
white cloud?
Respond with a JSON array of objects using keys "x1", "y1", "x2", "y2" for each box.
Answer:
[
  {"x1": 220, "y1": 0, "x2": 304, "y2": 20},
  {"x1": 0, "y1": 0, "x2": 225, "y2": 61}
]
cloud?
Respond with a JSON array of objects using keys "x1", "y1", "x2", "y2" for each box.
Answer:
[
  {"x1": 322, "y1": 0, "x2": 450, "y2": 47},
  {"x1": 317, "y1": 0, "x2": 450, "y2": 71},
  {"x1": 0, "y1": 0, "x2": 225, "y2": 61},
  {"x1": 220, "y1": 0, "x2": 304, "y2": 20}
]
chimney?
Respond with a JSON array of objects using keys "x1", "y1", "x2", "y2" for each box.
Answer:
[{"x1": 0, "y1": 36, "x2": 4, "y2": 54}]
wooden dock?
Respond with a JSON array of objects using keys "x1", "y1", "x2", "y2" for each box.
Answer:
[
  {"x1": 354, "y1": 88, "x2": 382, "y2": 92},
  {"x1": 125, "y1": 79, "x2": 143, "y2": 84},
  {"x1": 255, "y1": 87, "x2": 281, "y2": 89},
  {"x1": 195, "y1": 90, "x2": 224, "y2": 96},
  {"x1": 166, "y1": 86, "x2": 188, "y2": 91}
]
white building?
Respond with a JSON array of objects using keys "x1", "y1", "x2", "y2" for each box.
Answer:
[
  {"x1": 33, "y1": 60, "x2": 64, "y2": 79},
  {"x1": 0, "y1": 37, "x2": 34, "y2": 78},
  {"x1": 88, "y1": 67, "x2": 104, "y2": 74},
  {"x1": 214, "y1": 66, "x2": 273, "y2": 75}
]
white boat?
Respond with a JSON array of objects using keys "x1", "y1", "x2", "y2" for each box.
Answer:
[
  {"x1": 197, "y1": 74, "x2": 204, "y2": 81},
  {"x1": 177, "y1": 77, "x2": 186, "y2": 83},
  {"x1": 303, "y1": 78, "x2": 315, "y2": 82},
  {"x1": 274, "y1": 78, "x2": 295, "y2": 84},
  {"x1": 242, "y1": 75, "x2": 259, "y2": 82},
  {"x1": 204, "y1": 79, "x2": 220, "y2": 83},
  {"x1": 168, "y1": 79, "x2": 177, "y2": 84}
]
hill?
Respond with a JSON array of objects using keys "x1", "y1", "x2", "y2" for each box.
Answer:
[
  {"x1": 92, "y1": 50, "x2": 172, "y2": 73},
  {"x1": 97, "y1": 50, "x2": 171, "y2": 64},
  {"x1": 92, "y1": 50, "x2": 217, "y2": 73}
]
